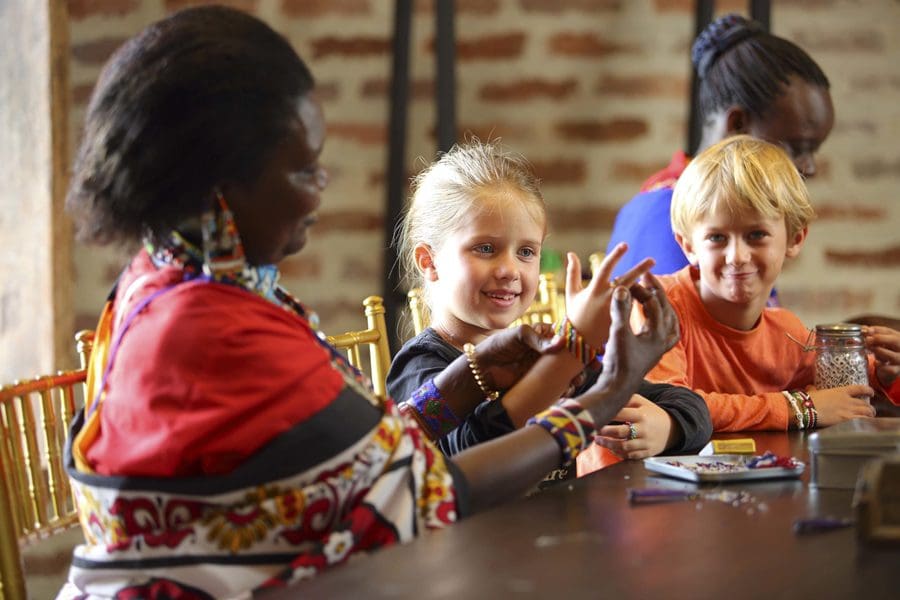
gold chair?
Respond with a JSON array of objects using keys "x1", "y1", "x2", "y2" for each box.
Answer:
[
  {"x1": 326, "y1": 296, "x2": 392, "y2": 400},
  {"x1": 407, "y1": 273, "x2": 565, "y2": 335},
  {"x1": 0, "y1": 331, "x2": 94, "y2": 599},
  {"x1": 513, "y1": 272, "x2": 564, "y2": 327},
  {"x1": 407, "y1": 288, "x2": 429, "y2": 338},
  {"x1": 589, "y1": 252, "x2": 604, "y2": 277}
]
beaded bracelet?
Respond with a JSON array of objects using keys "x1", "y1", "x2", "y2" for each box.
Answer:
[
  {"x1": 398, "y1": 402, "x2": 432, "y2": 438},
  {"x1": 783, "y1": 390, "x2": 818, "y2": 430},
  {"x1": 526, "y1": 398, "x2": 597, "y2": 466},
  {"x1": 792, "y1": 389, "x2": 818, "y2": 430},
  {"x1": 406, "y1": 379, "x2": 463, "y2": 439},
  {"x1": 783, "y1": 391, "x2": 803, "y2": 429},
  {"x1": 463, "y1": 343, "x2": 500, "y2": 401},
  {"x1": 553, "y1": 316, "x2": 601, "y2": 366},
  {"x1": 782, "y1": 391, "x2": 806, "y2": 430}
]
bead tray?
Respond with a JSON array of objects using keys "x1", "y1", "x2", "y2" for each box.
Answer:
[{"x1": 644, "y1": 454, "x2": 805, "y2": 483}]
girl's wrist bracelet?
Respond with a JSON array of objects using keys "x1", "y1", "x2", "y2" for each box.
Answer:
[{"x1": 463, "y1": 342, "x2": 500, "y2": 401}]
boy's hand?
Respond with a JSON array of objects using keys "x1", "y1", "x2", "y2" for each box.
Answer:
[
  {"x1": 563, "y1": 243, "x2": 654, "y2": 349},
  {"x1": 863, "y1": 325, "x2": 900, "y2": 387},
  {"x1": 809, "y1": 385, "x2": 876, "y2": 426}
]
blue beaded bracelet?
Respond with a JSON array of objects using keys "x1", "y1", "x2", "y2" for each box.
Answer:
[{"x1": 408, "y1": 379, "x2": 462, "y2": 439}]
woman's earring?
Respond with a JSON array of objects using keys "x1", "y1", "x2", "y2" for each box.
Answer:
[{"x1": 201, "y1": 189, "x2": 246, "y2": 276}]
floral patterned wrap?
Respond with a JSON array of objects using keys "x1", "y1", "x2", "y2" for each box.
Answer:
[
  {"x1": 64, "y1": 391, "x2": 463, "y2": 598},
  {"x1": 59, "y1": 206, "x2": 467, "y2": 598}
]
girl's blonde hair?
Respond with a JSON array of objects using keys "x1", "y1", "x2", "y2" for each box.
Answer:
[
  {"x1": 395, "y1": 140, "x2": 546, "y2": 304},
  {"x1": 671, "y1": 135, "x2": 815, "y2": 239}
]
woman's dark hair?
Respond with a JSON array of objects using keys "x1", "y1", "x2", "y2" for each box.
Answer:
[
  {"x1": 66, "y1": 5, "x2": 315, "y2": 245},
  {"x1": 691, "y1": 14, "x2": 829, "y2": 122}
]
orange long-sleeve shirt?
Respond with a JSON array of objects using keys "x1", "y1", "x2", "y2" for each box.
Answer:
[{"x1": 639, "y1": 267, "x2": 816, "y2": 431}]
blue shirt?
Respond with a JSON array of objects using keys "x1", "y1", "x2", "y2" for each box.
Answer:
[{"x1": 607, "y1": 187, "x2": 687, "y2": 279}]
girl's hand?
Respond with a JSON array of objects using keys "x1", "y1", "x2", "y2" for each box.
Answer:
[
  {"x1": 864, "y1": 325, "x2": 900, "y2": 387},
  {"x1": 808, "y1": 385, "x2": 876, "y2": 427},
  {"x1": 593, "y1": 395, "x2": 677, "y2": 459},
  {"x1": 563, "y1": 243, "x2": 654, "y2": 349}
]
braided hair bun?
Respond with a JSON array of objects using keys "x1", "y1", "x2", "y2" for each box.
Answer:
[{"x1": 691, "y1": 14, "x2": 763, "y2": 78}]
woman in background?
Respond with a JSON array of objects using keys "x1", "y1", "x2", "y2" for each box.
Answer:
[{"x1": 606, "y1": 13, "x2": 833, "y2": 282}]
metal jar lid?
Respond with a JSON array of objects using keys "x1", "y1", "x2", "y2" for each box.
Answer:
[{"x1": 815, "y1": 323, "x2": 863, "y2": 337}]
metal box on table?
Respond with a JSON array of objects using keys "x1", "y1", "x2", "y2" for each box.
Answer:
[{"x1": 807, "y1": 418, "x2": 900, "y2": 489}]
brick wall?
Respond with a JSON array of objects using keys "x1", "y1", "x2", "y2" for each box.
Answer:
[{"x1": 68, "y1": 0, "x2": 900, "y2": 343}]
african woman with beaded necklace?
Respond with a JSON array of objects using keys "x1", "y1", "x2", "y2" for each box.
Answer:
[{"x1": 59, "y1": 6, "x2": 678, "y2": 598}]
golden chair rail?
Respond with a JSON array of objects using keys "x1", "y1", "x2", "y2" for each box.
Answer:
[
  {"x1": 512, "y1": 272, "x2": 563, "y2": 327},
  {"x1": 326, "y1": 296, "x2": 392, "y2": 401},
  {"x1": 0, "y1": 330, "x2": 93, "y2": 599}
]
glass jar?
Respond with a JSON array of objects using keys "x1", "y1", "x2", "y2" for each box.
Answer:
[{"x1": 813, "y1": 323, "x2": 869, "y2": 389}]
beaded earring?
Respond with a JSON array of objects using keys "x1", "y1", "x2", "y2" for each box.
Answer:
[{"x1": 201, "y1": 190, "x2": 248, "y2": 278}]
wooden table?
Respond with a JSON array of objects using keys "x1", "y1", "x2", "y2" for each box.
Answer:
[{"x1": 268, "y1": 431, "x2": 900, "y2": 599}]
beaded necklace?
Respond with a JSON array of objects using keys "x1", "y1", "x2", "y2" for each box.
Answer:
[{"x1": 138, "y1": 194, "x2": 371, "y2": 396}]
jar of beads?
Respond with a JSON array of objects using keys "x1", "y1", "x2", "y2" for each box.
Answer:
[{"x1": 813, "y1": 323, "x2": 869, "y2": 390}]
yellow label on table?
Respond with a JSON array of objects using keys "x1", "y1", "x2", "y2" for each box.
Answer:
[{"x1": 709, "y1": 439, "x2": 756, "y2": 454}]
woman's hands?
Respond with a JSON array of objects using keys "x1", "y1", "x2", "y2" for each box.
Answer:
[
  {"x1": 474, "y1": 323, "x2": 562, "y2": 392},
  {"x1": 628, "y1": 272, "x2": 680, "y2": 353},
  {"x1": 572, "y1": 274, "x2": 679, "y2": 426},
  {"x1": 593, "y1": 395, "x2": 677, "y2": 460},
  {"x1": 451, "y1": 270, "x2": 678, "y2": 512},
  {"x1": 808, "y1": 385, "x2": 876, "y2": 426},
  {"x1": 432, "y1": 324, "x2": 562, "y2": 421},
  {"x1": 864, "y1": 325, "x2": 900, "y2": 389},
  {"x1": 563, "y1": 243, "x2": 654, "y2": 349}
]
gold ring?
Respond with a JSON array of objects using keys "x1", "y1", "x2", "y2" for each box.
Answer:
[{"x1": 628, "y1": 422, "x2": 638, "y2": 440}]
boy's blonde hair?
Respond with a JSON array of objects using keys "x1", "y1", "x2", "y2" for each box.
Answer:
[
  {"x1": 395, "y1": 140, "x2": 546, "y2": 297},
  {"x1": 671, "y1": 135, "x2": 815, "y2": 239}
]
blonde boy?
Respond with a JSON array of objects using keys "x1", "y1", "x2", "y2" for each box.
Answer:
[{"x1": 640, "y1": 135, "x2": 881, "y2": 431}]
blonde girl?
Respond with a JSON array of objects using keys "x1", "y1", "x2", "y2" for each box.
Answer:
[{"x1": 389, "y1": 141, "x2": 711, "y2": 463}]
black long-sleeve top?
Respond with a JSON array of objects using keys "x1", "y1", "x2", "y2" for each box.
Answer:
[{"x1": 387, "y1": 328, "x2": 713, "y2": 457}]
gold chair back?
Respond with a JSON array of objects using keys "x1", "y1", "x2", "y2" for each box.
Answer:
[
  {"x1": 407, "y1": 273, "x2": 565, "y2": 335},
  {"x1": 589, "y1": 252, "x2": 604, "y2": 277},
  {"x1": 326, "y1": 296, "x2": 392, "y2": 400},
  {"x1": 0, "y1": 331, "x2": 93, "y2": 599},
  {"x1": 512, "y1": 272, "x2": 564, "y2": 327},
  {"x1": 407, "y1": 288, "x2": 429, "y2": 338}
]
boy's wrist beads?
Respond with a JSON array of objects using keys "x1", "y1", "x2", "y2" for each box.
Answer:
[
  {"x1": 782, "y1": 391, "x2": 805, "y2": 429},
  {"x1": 553, "y1": 316, "x2": 601, "y2": 366},
  {"x1": 782, "y1": 390, "x2": 818, "y2": 430},
  {"x1": 526, "y1": 398, "x2": 596, "y2": 466},
  {"x1": 463, "y1": 343, "x2": 500, "y2": 401},
  {"x1": 403, "y1": 379, "x2": 463, "y2": 439},
  {"x1": 795, "y1": 390, "x2": 818, "y2": 429}
]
